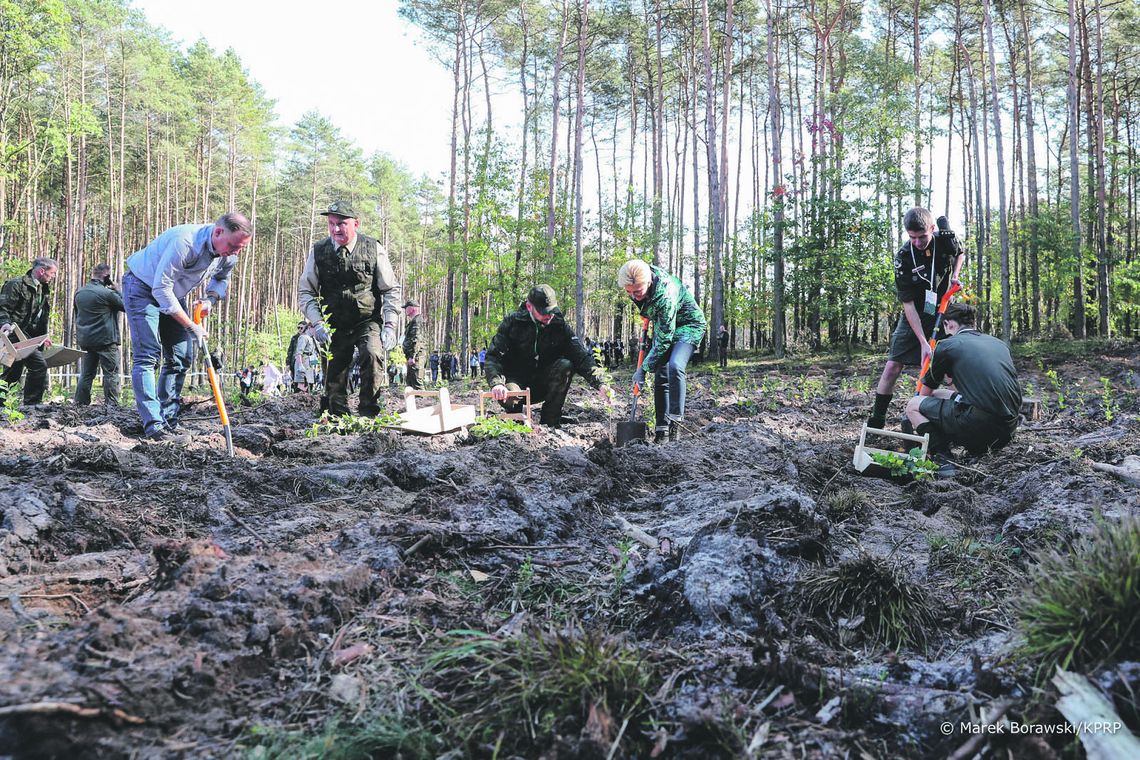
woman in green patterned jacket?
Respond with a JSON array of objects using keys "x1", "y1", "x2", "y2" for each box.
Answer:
[{"x1": 618, "y1": 259, "x2": 707, "y2": 442}]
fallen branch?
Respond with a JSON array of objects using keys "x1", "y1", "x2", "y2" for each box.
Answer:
[
  {"x1": 19, "y1": 593, "x2": 91, "y2": 615},
  {"x1": 479, "y1": 543, "x2": 577, "y2": 551},
  {"x1": 947, "y1": 699, "x2": 1011, "y2": 760},
  {"x1": 0, "y1": 701, "x2": 144, "y2": 725},
  {"x1": 614, "y1": 516, "x2": 659, "y2": 552},
  {"x1": 1053, "y1": 668, "x2": 1140, "y2": 760},
  {"x1": 1089, "y1": 456, "x2": 1140, "y2": 487},
  {"x1": 223, "y1": 507, "x2": 272, "y2": 550},
  {"x1": 403, "y1": 535, "x2": 432, "y2": 558}
]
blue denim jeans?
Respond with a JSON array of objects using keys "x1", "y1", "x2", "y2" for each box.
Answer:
[
  {"x1": 122, "y1": 273, "x2": 194, "y2": 435},
  {"x1": 653, "y1": 340, "x2": 696, "y2": 430}
]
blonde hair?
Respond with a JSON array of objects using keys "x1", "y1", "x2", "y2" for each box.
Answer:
[{"x1": 617, "y1": 259, "x2": 652, "y2": 288}]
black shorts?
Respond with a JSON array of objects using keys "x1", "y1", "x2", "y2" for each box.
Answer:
[
  {"x1": 919, "y1": 396, "x2": 1018, "y2": 454},
  {"x1": 887, "y1": 313, "x2": 940, "y2": 365}
]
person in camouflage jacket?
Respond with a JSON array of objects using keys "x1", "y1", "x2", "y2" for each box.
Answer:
[
  {"x1": 485, "y1": 285, "x2": 612, "y2": 426},
  {"x1": 618, "y1": 259, "x2": 706, "y2": 442},
  {"x1": 0, "y1": 257, "x2": 59, "y2": 405}
]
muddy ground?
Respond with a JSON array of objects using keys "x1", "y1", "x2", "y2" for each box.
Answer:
[{"x1": 0, "y1": 339, "x2": 1137, "y2": 759}]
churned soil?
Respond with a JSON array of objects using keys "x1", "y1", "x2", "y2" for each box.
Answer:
[{"x1": 0, "y1": 340, "x2": 1137, "y2": 758}]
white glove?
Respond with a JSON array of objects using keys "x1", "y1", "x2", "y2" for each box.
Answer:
[
  {"x1": 194, "y1": 298, "x2": 212, "y2": 318},
  {"x1": 314, "y1": 324, "x2": 331, "y2": 343},
  {"x1": 381, "y1": 324, "x2": 397, "y2": 351},
  {"x1": 188, "y1": 322, "x2": 207, "y2": 344}
]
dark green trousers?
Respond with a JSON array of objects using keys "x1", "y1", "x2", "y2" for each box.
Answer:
[{"x1": 75, "y1": 345, "x2": 122, "y2": 406}]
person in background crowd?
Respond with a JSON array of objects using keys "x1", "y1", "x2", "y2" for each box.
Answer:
[
  {"x1": 73, "y1": 262, "x2": 125, "y2": 406},
  {"x1": 237, "y1": 367, "x2": 254, "y2": 405},
  {"x1": 285, "y1": 321, "x2": 303, "y2": 392},
  {"x1": 402, "y1": 299, "x2": 425, "y2": 390},
  {"x1": 293, "y1": 324, "x2": 319, "y2": 393},
  {"x1": 429, "y1": 350, "x2": 440, "y2": 384},
  {"x1": 717, "y1": 323, "x2": 730, "y2": 369},
  {"x1": 261, "y1": 361, "x2": 284, "y2": 396}
]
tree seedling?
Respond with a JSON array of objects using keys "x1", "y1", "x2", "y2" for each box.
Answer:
[
  {"x1": 869, "y1": 447, "x2": 938, "y2": 481},
  {"x1": 305, "y1": 412, "x2": 401, "y2": 437},
  {"x1": 0, "y1": 382, "x2": 24, "y2": 423},
  {"x1": 469, "y1": 417, "x2": 532, "y2": 440}
]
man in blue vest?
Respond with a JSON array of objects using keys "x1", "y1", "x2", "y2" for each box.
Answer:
[{"x1": 298, "y1": 201, "x2": 402, "y2": 417}]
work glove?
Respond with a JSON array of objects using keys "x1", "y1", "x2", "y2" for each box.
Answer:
[
  {"x1": 188, "y1": 322, "x2": 207, "y2": 345},
  {"x1": 631, "y1": 368, "x2": 646, "y2": 389},
  {"x1": 381, "y1": 324, "x2": 397, "y2": 351},
  {"x1": 194, "y1": 298, "x2": 212, "y2": 318},
  {"x1": 314, "y1": 324, "x2": 331, "y2": 343}
]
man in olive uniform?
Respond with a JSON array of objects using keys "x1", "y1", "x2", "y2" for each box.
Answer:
[
  {"x1": 868, "y1": 207, "x2": 966, "y2": 429},
  {"x1": 402, "y1": 299, "x2": 425, "y2": 390},
  {"x1": 73, "y1": 263, "x2": 125, "y2": 405},
  {"x1": 298, "y1": 200, "x2": 402, "y2": 417},
  {"x1": 904, "y1": 302, "x2": 1022, "y2": 475},
  {"x1": 0, "y1": 257, "x2": 58, "y2": 405},
  {"x1": 485, "y1": 285, "x2": 612, "y2": 426}
]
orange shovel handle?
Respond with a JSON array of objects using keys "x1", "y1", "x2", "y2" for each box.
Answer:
[
  {"x1": 916, "y1": 281, "x2": 963, "y2": 393},
  {"x1": 193, "y1": 304, "x2": 230, "y2": 428}
]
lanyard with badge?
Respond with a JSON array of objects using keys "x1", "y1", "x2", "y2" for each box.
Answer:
[{"x1": 910, "y1": 240, "x2": 938, "y2": 315}]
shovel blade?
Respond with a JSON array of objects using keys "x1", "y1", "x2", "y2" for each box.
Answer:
[{"x1": 616, "y1": 420, "x2": 648, "y2": 446}]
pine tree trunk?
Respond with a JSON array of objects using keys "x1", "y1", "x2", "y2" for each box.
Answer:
[
  {"x1": 1067, "y1": 0, "x2": 1085, "y2": 336},
  {"x1": 573, "y1": 0, "x2": 588, "y2": 335},
  {"x1": 982, "y1": 0, "x2": 1011, "y2": 343}
]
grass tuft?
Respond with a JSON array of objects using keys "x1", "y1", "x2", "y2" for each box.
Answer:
[
  {"x1": 244, "y1": 714, "x2": 440, "y2": 760},
  {"x1": 800, "y1": 553, "x2": 935, "y2": 651},
  {"x1": 823, "y1": 488, "x2": 871, "y2": 523},
  {"x1": 424, "y1": 625, "x2": 655, "y2": 753},
  {"x1": 1015, "y1": 517, "x2": 1140, "y2": 678}
]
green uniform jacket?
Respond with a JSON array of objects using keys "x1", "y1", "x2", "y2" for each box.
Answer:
[
  {"x1": 403, "y1": 314, "x2": 423, "y2": 358},
  {"x1": 485, "y1": 304, "x2": 604, "y2": 389},
  {"x1": 633, "y1": 265, "x2": 707, "y2": 371},
  {"x1": 73, "y1": 279, "x2": 125, "y2": 349},
  {"x1": 926, "y1": 329, "x2": 1022, "y2": 421},
  {"x1": 0, "y1": 271, "x2": 51, "y2": 336}
]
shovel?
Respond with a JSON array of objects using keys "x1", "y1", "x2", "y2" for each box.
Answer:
[
  {"x1": 193, "y1": 303, "x2": 234, "y2": 457},
  {"x1": 616, "y1": 317, "x2": 651, "y2": 446},
  {"x1": 916, "y1": 280, "x2": 963, "y2": 393}
]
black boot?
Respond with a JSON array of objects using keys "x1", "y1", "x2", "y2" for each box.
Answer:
[
  {"x1": 653, "y1": 427, "x2": 668, "y2": 443},
  {"x1": 867, "y1": 392, "x2": 892, "y2": 430},
  {"x1": 668, "y1": 421, "x2": 681, "y2": 442},
  {"x1": 917, "y1": 422, "x2": 956, "y2": 478}
]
